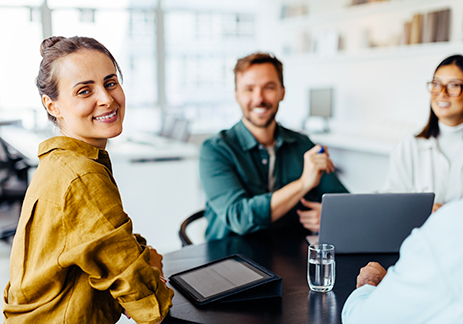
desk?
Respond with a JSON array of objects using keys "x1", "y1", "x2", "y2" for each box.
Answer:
[{"x1": 163, "y1": 232, "x2": 399, "y2": 324}]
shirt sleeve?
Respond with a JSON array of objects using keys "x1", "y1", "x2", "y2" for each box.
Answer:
[
  {"x1": 305, "y1": 172, "x2": 349, "y2": 202},
  {"x1": 58, "y1": 170, "x2": 173, "y2": 324},
  {"x1": 341, "y1": 203, "x2": 463, "y2": 324},
  {"x1": 199, "y1": 139, "x2": 272, "y2": 236}
]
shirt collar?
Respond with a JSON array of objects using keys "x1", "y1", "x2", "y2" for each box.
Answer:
[
  {"x1": 235, "y1": 120, "x2": 297, "y2": 151},
  {"x1": 38, "y1": 136, "x2": 112, "y2": 170},
  {"x1": 415, "y1": 136, "x2": 437, "y2": 150}
]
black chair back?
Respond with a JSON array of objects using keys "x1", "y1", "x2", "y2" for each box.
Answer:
[{"x1": 178, "y1": 210, "x2": 204, "y2": 247}]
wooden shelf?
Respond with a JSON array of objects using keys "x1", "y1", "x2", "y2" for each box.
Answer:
[
  {"x1": 283, "y1": 41, "x2": 463, "y2": 64},
  {"x1": 279, "y1": 0, "x2": 461, "y2": 28}
]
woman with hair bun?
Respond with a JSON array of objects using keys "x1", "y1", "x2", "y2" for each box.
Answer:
[
  {"x1": 3, "y1": 36, "x2": 173, "y2": 323},
  {"x1": 382, "y1": 55, "x2": 463, "y2": 213}
]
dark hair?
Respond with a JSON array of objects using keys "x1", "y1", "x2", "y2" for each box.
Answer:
[
  {"x1": 416, "y1": 54, "x2": 463, "y2": 139},
  {"x1": 233, "y1": 52, "x2": 284, "y2": 89},
  {"x1": 36, "y1": 36, "x2": 123, "y2": 125}
]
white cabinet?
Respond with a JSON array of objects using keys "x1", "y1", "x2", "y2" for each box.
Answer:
[{"x1": 108, "y1": 136, "x2": 204, "y2": 254}]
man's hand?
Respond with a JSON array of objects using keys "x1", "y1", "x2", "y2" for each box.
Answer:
[
  {"x1": 432, "y1": 203, "x2": 443, "y2": 213},
  {"x1": 148, "y1": 246, "x2": 164, "y2": 277},
  {"x1": 300, "y1": 145, "x2": 335, "y2": 192},
  {"x1": 297, "y1": 199, "x2": 321, "y2": 232},
  {"x1": 356, "y1": 262, "x2": 387, "y2": 289}
]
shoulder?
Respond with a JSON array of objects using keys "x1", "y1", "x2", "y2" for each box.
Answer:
[
  {"x1": 393, "y1": 134, "x2": 434, "y2": 155},
  {"x1": 34, "y1": 149, "x2": 113, "y2": 197},
  {"x1": 421, "y1": 200, "x2": 463, "y2": 235},
  {"x1": 49, "y1": 149, "x2": 109, "y2": 178},
  {"x1": 200, "y1": 125, "x2": 242, "y2": 156},
  {"x1": 278, "y1": 125, "x2": 314, "y2": 148}
]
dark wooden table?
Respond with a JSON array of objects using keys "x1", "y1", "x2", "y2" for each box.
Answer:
[{"x1": 163, "y1": 231, "x2": 399, "y2": 324}]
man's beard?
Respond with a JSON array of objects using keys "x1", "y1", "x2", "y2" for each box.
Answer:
[
  {"x1": 244, "y1": 114, "x2": 276, "y2": 128},
  {"x1": 244, "y1": 105, "x2": 277, "y2": 128}
]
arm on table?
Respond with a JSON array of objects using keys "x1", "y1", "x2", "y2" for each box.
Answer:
[
  {"x1": 270, "y1": 144, "x2": 334, "y2": 222},
  {"x1": 60, "y1": 172, "x2": 173, "y2": 324},
  {"x1": 200, "y1": 141, "x2": 334, "y2": 234},
  {"x1": 342, "y1": 204, "x2": 461, "y2": 324},
  {"x1": 199, "y1": 140, "x2": 273, "y2": 235}
]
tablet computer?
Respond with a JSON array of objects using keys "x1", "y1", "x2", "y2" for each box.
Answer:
[{"x1": 169, "y1": 254, "x2": 282, "y2": 306}]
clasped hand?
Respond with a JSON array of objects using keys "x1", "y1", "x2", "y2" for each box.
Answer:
[
  {"x1": 300, "y1": 145, "x2": 335, "y2": 192},
  {"x1": 356, "y1": 262, "x2": 387, "y2": 288},
  {"x1": 296, "y1": 145, "x2": 335, "y2": 232}
]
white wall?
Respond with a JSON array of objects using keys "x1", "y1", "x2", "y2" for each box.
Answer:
[
  {"x1": 255, "y1": 0, "x2": 463, "y2": 192},
  {"x1": 109, "y1": 137, "x2": 204, "y2": 254},
  {"x1": 258, "y1": 0, "x2": 463, "y2": 133}
]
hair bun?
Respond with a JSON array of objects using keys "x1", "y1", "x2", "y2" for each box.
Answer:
[{"x1": 39, "y1": 36, "x2": 66, "y2": 57}]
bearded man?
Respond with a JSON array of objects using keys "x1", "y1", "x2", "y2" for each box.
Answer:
[{"x1": 199, "y1": 52, "x2": 348, "y2": 241}]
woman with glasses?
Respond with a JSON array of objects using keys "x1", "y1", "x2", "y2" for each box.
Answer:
[{"x1": 382, "y1": 55, "x2": 463, "y2": 213}]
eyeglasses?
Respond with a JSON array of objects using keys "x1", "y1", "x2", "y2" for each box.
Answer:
[{"x1": 426, "y1": 81, "x2": 463, "y2": 97}]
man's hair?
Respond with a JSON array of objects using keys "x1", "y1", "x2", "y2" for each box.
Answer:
[{"x1": 233, "y1": 52, "x2": 284, "y2": 89}]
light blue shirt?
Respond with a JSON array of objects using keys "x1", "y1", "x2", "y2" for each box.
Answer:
[{"x1": 342, "y1": 199, "x2": 463, "y2": 323}]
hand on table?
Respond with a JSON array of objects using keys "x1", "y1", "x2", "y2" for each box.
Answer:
[
  {"x1": 124, "y1": 311, "x2": 165, "y2": 324},
  {"x1": 356, "y1": 261, "x2": 387, "y2": 289},
  {"x1": 432, "y1": 203, "x2": 443, "y2": 213},
  {"x1": 297, "y1": 199, "x2": 321, "y2": 232},
  {"x1": 148, "y1": 246, "x2": 164, "y2": 277}
]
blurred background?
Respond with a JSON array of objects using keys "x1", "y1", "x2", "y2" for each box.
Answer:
[
  {"x1": 0, "y1": 2, "x2": 462, "y2": 309},
  {"x1": 0, "y1": 0, "x2": 461, "y2": 322}
]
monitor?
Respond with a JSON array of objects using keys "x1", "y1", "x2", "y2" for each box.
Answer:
[{"x1": 309, "y1": 88, "x2": 333, "y2": 118}]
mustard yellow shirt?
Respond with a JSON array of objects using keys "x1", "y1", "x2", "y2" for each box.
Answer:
[{"x1": 3, "y1": 137, "x2": 173, "y2": 323}]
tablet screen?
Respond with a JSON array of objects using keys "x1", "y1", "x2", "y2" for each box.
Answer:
[{"x1": 174, "y1": 257, "x2": 270, "y2": 299}]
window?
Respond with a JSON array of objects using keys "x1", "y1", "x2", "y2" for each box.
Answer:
[
  {"x1": 0, "y1": 5, "x2": 44, "y2": 128},
  {"x1": 165, "y1": 8, "x2": 257, "y2": 133},
  {"x1": 0, "y1": 0, "x2": 259, "y2": 134}
]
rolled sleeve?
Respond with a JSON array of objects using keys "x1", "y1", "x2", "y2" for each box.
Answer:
[{"x1": 59, "y1": 171, "x2": 173, "y2": 323}]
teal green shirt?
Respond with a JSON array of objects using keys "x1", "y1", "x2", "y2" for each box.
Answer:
[{"x1": 199, "y1": 121, "x2": 348, "y2": 241}]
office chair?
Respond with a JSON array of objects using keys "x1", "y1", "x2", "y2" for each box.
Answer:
[
  {"x1": 159, "y1": 116, "x2": 190, "y2": 142},
  {"x1": 169, "y1": 118, "x2": 190, "y2": 142},
  {"x1": 178, "y1": 210, "x2": 204, "y2": 247},
  {"x1": 0, "y1": 137, "x2": 30, "y2": 240}
]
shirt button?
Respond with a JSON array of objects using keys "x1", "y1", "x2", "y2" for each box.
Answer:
[
  {"x1": 258, "y1": 144, "x2": 264, "y2": 149},
  {"x1": 262, "y1": 159, "x2": 268, "y2": 165}
]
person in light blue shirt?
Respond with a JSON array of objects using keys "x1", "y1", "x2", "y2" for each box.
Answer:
[{"x1": 342, "y1": 199, "x2": 463, "y2": 324}]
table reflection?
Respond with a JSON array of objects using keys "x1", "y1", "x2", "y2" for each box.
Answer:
[{"x1": 308, "y1": 291, "x2": 340, "y2": 324}]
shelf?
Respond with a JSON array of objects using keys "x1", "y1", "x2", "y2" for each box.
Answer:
[
  {"x1": 275, "y1": 0, "x2": 463, "y2": 62},
  {"x1": 279, "y1": 0, "x2": 461, "y2": 28},
  {"x1": 282, "y1": 41, "x2": 463, "y2": 64}
]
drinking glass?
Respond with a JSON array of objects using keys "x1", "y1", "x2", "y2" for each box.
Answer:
[{"x1": 308, "y1": 243, "x2": 335, "y2": 292}]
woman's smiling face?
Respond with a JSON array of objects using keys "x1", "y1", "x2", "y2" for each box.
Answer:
[
  {"x1": 43, "y1": 49, "x2": 125, "y2": 149},
  {"x1": 431, "y1": 64, "x2": 463, "y2": 127}
]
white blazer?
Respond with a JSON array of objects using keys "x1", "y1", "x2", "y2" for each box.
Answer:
[{"x1": 381, "y1": 135, "x2": 463, "y2": 204}]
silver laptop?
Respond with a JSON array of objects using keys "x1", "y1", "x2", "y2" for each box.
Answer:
[{"x1": 310, "y1": 193, "x2": 435, "y2": 253}]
